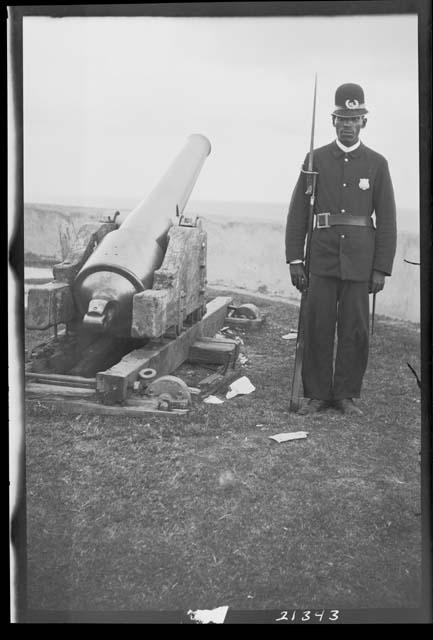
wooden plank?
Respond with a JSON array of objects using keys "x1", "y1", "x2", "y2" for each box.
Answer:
[
  {"x1": 191, "y1": 337, "x2": 239, "y2": 348},
  {"x1": 26, "y1": 398, "x2": 188, "y2": 417},
  {"x1": 188, "y1": 338, "x2": 237, "y2": 365},
  {"x1": 224, "y1": 316, "x2": 266, "y2": 330},
  {"x1": 26, "y1": 383, "x2": 96, "y2": 399},
  {"x1": 97, "y1": 296, "x2": 232, "y2": 403},
  {"x1": 27, "y1": 379, "x2": 93, "y2": 389},
  {"x1": 25, "y1": 372, "x2": 96, "y2": 387}
]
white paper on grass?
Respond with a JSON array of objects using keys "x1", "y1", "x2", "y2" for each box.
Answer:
[
  {"x1": 203, "y1": 395, "x2": 225, "y2": 405},
  {"x1": 269, "y1": 431, "x2": 308, "y2": 443},
  {"x1": 188, "y1": 606, "x2": 229, "y2": 624},
  {"x1": 282, "y1": 332, "x2": 298, "y2": 340},
  {"x1": 226, "y1": 376, "x2": 255, "y2": 399}
]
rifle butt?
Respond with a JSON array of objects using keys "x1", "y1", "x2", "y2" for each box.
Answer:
[{"x1": 289, "y1": 292, "x2": 307, "y2": 413}]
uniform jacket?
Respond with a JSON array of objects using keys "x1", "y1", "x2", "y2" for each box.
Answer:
[{"x1": 285, "y1": 140, "x2": 397, "y2": 281}]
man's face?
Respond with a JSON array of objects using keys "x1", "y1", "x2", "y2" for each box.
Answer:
[{"x1": 333, "y1": 115, "x2": 366, "y2": 146}]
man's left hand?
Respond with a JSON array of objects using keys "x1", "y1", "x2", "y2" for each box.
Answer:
[{"x1": 369, "y1": 270, "x2": 386, "y2": 294}]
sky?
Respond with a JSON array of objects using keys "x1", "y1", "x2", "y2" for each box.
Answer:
[{"x1": 21, "y1": 13, "x2": 419, "y2": 230}]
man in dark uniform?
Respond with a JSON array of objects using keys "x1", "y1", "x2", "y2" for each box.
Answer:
[{"x1": 285, "y1": 83, "x2": 397, "y2": 415}]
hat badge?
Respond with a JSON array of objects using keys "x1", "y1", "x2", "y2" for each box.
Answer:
[{"x1": 345, "y1": 99, "x2": 360, "y2": 109}]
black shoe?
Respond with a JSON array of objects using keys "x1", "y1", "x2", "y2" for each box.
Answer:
[
  {"x1": 298, "y1": 399, "x2": 329, "y2": 415},
  {"x1": 334, "y1": 398, "x2": 363, "y2": 416}
]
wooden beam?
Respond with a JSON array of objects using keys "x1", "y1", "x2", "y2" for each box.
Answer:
[
  {"x1": 26, "y1": 383, "x2": 96, "y2": 399},
  {"x1": 224, "y1": 316, "x2": 266, "y2": 330},
  {"x1": 188, "y1": 337, "x2": 238, "y2": 365},
  {"x1": 26, "y1": 398, "x2": 188, "y2": 417},
  {"x1": 25, "y1": 372, "x2": 96, "y2": 387},
  {"x1": 97, "y1": 296, "x2": 232, "y2": 403}
]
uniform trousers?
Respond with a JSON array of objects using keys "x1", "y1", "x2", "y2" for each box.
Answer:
[{"x1": 302, "y1": 274, "x2": 370, "y2": 401}]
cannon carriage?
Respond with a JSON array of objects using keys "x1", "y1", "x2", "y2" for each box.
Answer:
[{"x1": 25, "y1": 135, "x2": 249, "y2": 414}]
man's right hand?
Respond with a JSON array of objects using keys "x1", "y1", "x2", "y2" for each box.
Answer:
[{"x1": 290, "y1": 263, "x2": 308, "y2": 292}]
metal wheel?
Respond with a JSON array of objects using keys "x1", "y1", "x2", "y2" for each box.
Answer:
[{"x1": 146, "y1": 375, "x2": 191, "y2": 407}]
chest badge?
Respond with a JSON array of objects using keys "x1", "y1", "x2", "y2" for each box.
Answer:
[{"x1": 359, "y1": 178, "x2": 370, "y2": 190}]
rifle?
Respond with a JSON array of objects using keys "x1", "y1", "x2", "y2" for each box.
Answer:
[
  {"x1": 289, "y1": 75, "x2": 318, "y2": 412},
  {"x1": 371, "y1": 292, "x2": 376, "y2": 335}
]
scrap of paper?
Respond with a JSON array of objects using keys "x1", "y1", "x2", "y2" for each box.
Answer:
[
  {"x1": 269, "y1": 431, "x2": 308, "y2": 443},
  {"x1": 282, "y1": 332, "x2": 298, "y2": 340},
  {"x1": 203, "y1": 395, "x2": 224, "y2": 405},
  {"x1": 187, "y1": 606, "x2": 229, "y2": 624},
  {"x1": 226, "y1": 376, "x2": 255, "y2": 399}
]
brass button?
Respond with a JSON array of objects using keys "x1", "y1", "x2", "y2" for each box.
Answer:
[{"x1": 341, "y1": 209, "x2": 346, "y2": 213}]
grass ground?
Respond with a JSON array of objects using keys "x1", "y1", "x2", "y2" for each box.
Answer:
[{"x1": 24, "y1": 288, "x2": 422, "y2": 612}]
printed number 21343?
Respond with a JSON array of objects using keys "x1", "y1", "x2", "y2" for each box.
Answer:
[{"x1": 276, "y1": 610, "x2": 339, "y2": 622}]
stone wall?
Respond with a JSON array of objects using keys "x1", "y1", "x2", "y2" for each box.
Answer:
[
  {"x1": 203, "y1": 217, "x2": 420, "y2": 324},
  {"x1": 22, "y1": 204, "x2": 420, "y2": 323}
]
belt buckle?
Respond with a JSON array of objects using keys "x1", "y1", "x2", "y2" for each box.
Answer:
[{"x1": 316, "y1": 212, "x2": 330, "y2": 229}]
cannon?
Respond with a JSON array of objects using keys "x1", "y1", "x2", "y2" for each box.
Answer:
[
  {"x1": 26, "y1": 134, "x2": 213, "y2": 340},
  {"x1": 73, "y1": 133, "x2": 211, "y2": 336},
  {"x1": 25, "y1": 135, "x2": 238, "y2": 411}
]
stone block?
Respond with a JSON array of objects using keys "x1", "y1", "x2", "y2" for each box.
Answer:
[
  {"x1": 131, "y1": 289, "x2": 169, "y2": 338},
  {"x1": 26, "y1": 282, "x2": 75, "y2": 329}
]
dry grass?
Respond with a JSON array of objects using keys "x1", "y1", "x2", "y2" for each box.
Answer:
[{"x1": 24, "y1": 288, "x2": 422, "y2": 612}]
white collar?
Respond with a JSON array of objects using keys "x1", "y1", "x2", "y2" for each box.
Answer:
[{"x1": 335, "y1": 138, "x2": 361, "y2": 153}]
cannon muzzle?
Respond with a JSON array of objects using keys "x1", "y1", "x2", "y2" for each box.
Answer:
[
  {"x1": 73, "y1": 134, "x2": 211, "y2": 336},
  {"x1": 82, "y1": 298, "x2": 118, "y2": 332}
]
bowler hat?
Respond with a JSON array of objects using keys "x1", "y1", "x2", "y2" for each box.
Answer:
[{"x1": 332, "y1": 83, "x2": 368, "y2": 117}]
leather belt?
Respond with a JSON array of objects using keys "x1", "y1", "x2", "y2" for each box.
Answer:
[{"x1": 315, "y1": 213, "x2": 373, "y2": 229}]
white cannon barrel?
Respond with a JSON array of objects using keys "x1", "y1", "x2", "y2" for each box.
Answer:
[{"x1": 73, "y1": 134, "x2": 211, "y2": 336}]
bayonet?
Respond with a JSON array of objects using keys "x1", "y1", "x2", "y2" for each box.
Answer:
[{"x1": 305, "y1": 74, "x2": 318, "y2": 195}]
